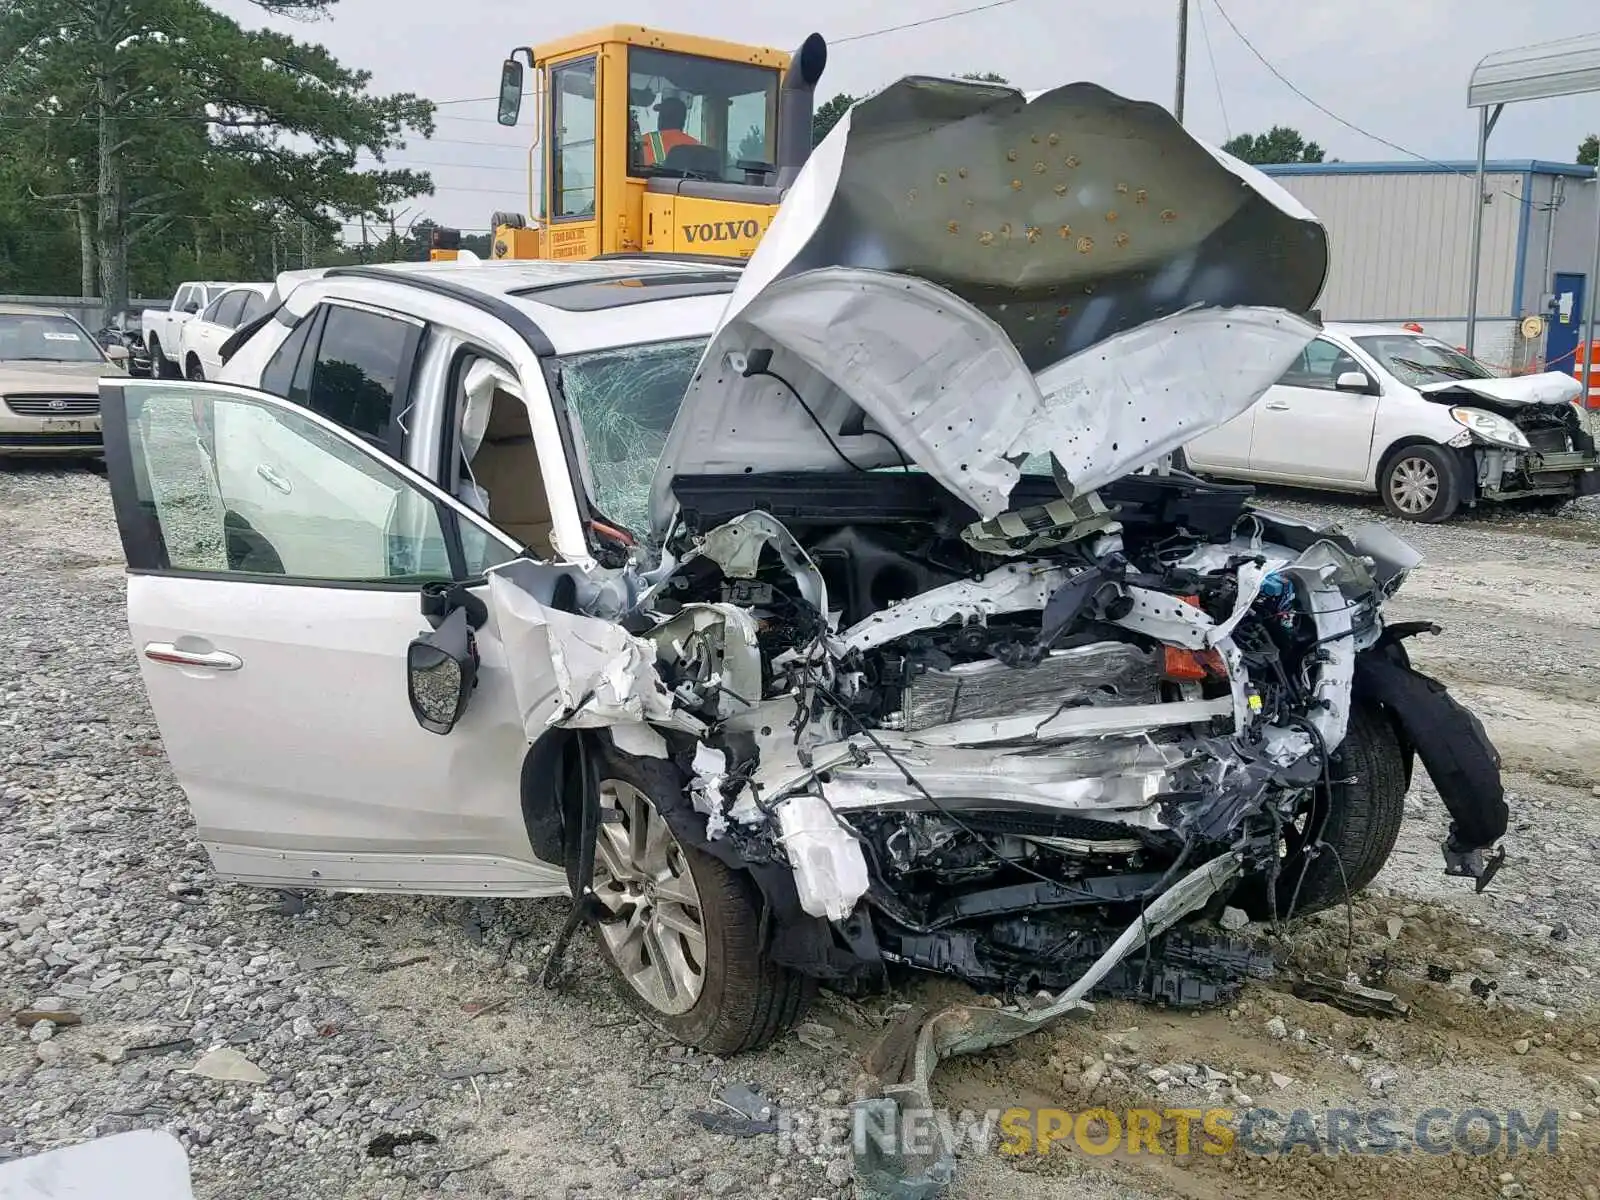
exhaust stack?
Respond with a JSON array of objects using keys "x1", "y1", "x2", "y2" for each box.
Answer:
[{"x1": 775, "y1": 32, "x2": 828, "y2": 190}]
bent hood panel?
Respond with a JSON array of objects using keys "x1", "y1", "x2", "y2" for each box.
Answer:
[
  {"x1": 1419, "y1": 372, "x2": 1583, "y2": 408},
  {"x1": 652, "y1": 76, "x2": 1329, "y2": 533}
]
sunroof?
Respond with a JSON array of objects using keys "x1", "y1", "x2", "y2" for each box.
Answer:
[{"x1": 511, "y1": 270, "x2": 739, "y2": 312}]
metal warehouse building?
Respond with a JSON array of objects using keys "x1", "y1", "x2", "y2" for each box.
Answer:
[{"x1": 1261, "y1": 161, "x2": 1599, "y2": 375}]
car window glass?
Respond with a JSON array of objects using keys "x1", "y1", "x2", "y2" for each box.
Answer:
[
  {"x1": 305, "y1": 306, "x2": 413, "y2": 447},
  {"x1": 555, "y1": 337, "x2": 703, "y2": 535},
  {"x1": 121, "y1": 384, "x2": 454, "y2": 583},
  {"x1": 260, "y1": 313, "x2": 318, "y2": 400},
  {"x1": 552, "y1": 58, "x2": 597, "y2": 219},
  {"x1": 239, "y1": 292, "x2": 270, "y2": 325},
  {"x1": 212, "y1": 291, "x2": 248, "y2": 328},
  {"x1": 458, "y1": 518, "x2": 520, "y2": 577},
  {"x1": 1352, "y1": 334, "x2": 1492, "y2": 386},
  {"x1": 0, "y1": 313, "x2": 104, "y2": 363},
  {"x1": 1278, "y1": 339, "x2": 1350, "y2": 391}
]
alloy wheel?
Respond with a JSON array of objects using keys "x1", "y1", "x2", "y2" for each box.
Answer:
[
  {"x1": 592, "y1": 778, "x2": 707, "y2": 1016},
  {"x1": 1389, "y1": 456, "x2": 1440, "y2": 515}
]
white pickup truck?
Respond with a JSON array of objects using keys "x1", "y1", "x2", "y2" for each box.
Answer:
[{"x1": 141, "y1": 281, "x2": 230, "y2": 377}]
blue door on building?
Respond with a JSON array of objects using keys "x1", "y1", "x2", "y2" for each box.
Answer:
[{"x1": 1546, "y1": 272, "x2": 1586, "y2": 372}]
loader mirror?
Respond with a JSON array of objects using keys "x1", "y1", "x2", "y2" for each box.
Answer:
[
  {"x1": 497, "y1": 58, "x2": 524, "y2": 126},
  {"x1": 406, "y1": 606, "x2": 478, "y2": 735}
]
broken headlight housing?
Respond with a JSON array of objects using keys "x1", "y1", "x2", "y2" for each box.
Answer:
[{"x1": 1449, "y1": 406, "x2": 1530, "y2": 451}]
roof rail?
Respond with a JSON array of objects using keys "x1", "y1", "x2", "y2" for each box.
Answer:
[{"x1": 325, "y1": 266, "x2": 555, "y2": 356}]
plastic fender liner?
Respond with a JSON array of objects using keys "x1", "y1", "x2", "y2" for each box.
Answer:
[
  {"x1": 519, "y1": 727, "x2": 595, "y2": 870},
  {"x1": 1353, "y1": 643, "x2": 1507, "y2": 849}
]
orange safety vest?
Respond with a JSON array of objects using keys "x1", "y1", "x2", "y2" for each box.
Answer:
[{"x1": 642, "y1": 129, "x2": 699, "y2": 165}]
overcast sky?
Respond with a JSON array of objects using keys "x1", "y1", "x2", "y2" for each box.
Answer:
[{"x1": 220, "y1": 0, "x2": 1600, "y2": 236}]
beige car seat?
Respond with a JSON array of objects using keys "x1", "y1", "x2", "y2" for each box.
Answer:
[{"x1": 468, "y1": 387, "x2": 555, "y2": 558}]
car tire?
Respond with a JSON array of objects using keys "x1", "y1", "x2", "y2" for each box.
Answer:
[
  {"x1": 185, "y1": 356, "x2": 205, "y2": 381},
  {"x1": 1240, "y1": 703, "x2": 1408, "y2": 921},
  {"x1": 148, "y1": 337, "x2": 174, "y2": 379},
  {"x1": 584, "y1": 746, "x2": 815, "y2": 1055},
  {"x1": 1379, "y1": 443, "x2": 1460, "y2": 522}
]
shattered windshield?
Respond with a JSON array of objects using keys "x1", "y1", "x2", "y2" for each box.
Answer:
[
  {"x1": 557, "y1": 337, "x2": 706, "y2": 535},
  {"x1": 1354, "y1": 335, "x2": 1493, "y2": 387}
]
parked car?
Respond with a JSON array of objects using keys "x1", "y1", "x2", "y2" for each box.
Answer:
[
  {"x1": 0, "y1": 303, "x2": 126, "y2": 457},
  {"x1": 1182, "y1": 321, "x2": 1600, "y2": 521},
  {"x1": 141, "y1": 282, "x2": 232, "y2": 378},
  {"x1": 96, "y1": 309, "x2": 152, "y2": 377},
  {"x1": 176, "y1": 282, "x2": 272, "y2": 380},
  {"x1": 98, "y1": 81, "x2": 1506, "y2": 1073}
]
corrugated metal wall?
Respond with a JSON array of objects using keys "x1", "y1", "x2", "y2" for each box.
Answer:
[{"x1": 1266, "y1": 171, "x2": 1525, "y2": 321}]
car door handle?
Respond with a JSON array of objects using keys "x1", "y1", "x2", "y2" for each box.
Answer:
[
  {"x1": 256, "y1": 464, "x2": 292, "y2": 494},
  {"x1": 1264, "y1": 401, "x2": 1290, "y2": 410},
  {"x1": 143, "y1": 643, "x2": 243, "y2": 671}
]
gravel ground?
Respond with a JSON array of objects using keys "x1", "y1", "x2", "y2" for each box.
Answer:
[{"x1": 3, "y1": 464, "x2": 1599, "y2": 1200}]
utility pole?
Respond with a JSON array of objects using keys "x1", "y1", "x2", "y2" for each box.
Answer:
[
  {"x1": 1174, "y1": 0, "x2": 1189, "y2": 124},
  {"x1": 301, "y1": 218, "x2": 311, "y2": 269},
  {"x1": 360, "y1": 214, "x2": 369, "y2": 264}
]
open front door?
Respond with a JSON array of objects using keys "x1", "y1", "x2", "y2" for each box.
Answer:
[{"x1": 101, "y1": 377, "x2": 568, "y2": 897}]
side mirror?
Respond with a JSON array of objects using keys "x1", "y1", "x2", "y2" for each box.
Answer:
[
  {"x1": 1335, "y1": 371, "x2": 1374, "y2": 394},
  {"x1": 183, "y1": 300, "x2": 200, "y2": 314},
  {"x1": 497, "y1": 59, "x2": 524, "y2": 127},
  {"x1": 105, "y1": 344, "x2": 129, "y2": 363},
  {"x1": 406, "y1": 606, "x2": 479, "y2": 735}
]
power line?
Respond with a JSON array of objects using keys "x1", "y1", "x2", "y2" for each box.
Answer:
[
  {"x1": 1208, "y1": 0, "x2": 1542, "y2": 209},
  {"x1": 1194, "y1": 0, "x2": 1231, "y2": 141},
  {"x1": 834, "y1": 0, "x2": 1031, "y2": 44}
]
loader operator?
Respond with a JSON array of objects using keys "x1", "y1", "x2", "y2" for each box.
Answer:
[{"x1": 640, "y1": 96, "x2": 700, "y2": 167}]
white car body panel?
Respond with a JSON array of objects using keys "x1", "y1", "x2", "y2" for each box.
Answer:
[
  {"x1": 0, "y1": 1131, "x2": 195, "y2": 1200},
  {"x1": 180, "y1": 283, "x2": 271, "y2": 379},
  {"x1": 112, "y1": 378, "x2": 557, "y2": 896},
  {"x1": 1418, "y1": 371, "x2": 1583, "y2": 407},
  {"x1": 129, "y1": 573, "x2": 564, "y2": 895},
  {"x1": 1185, "y1": 323, "x2": 1531, "y2": 492}
]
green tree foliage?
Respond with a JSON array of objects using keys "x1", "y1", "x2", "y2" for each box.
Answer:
[
  {"x1": 0, "y1": 0, "x2": 434, "y2": 310},
  {"x1": 958, "y1": 71, "x2": 1010, "y2": 84},
  {"x1": 812, "y1": 93, "x2": 856, "y2": 147},
  {"x1": 1580, "y1": 134, "x2": 1598, "y2": 168},
  {"x1": 1221, "y1": 126, "x2": 1326, "y2": 165}
]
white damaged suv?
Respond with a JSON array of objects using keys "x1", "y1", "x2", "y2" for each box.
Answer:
[{"x1": 99, "y1": 79, "x2": 1508, "y2": 1071}]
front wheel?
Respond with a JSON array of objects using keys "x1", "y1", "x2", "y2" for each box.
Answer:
[
  {"x1": 185, "y1": 356, "x2": 206, "y2": 381},
  {"x1": 1380, "y1": 443, "x2": 1461, "y2": 522},
  {"x1": 586, "y1": 747, "x2": 815, "y2": 1054},
  {"x1": 1240, "y1": 703, "x2": 1408, "y2": 920}
]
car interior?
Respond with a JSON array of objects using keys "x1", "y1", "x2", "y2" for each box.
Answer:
[{"x1": 457, "y1": 364, "x2": 556, "y2": 561}]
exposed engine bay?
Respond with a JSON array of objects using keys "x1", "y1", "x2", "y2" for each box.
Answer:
[{"x1": 481, "y1": 461, "x2": 1508, "y2": 1006}]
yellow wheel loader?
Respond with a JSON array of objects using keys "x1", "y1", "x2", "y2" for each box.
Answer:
[{"x1": 429, "y1": 25, "x2": 827, "y2": 265}]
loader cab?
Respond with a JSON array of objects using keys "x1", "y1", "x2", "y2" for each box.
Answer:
[{"x1": 495, "y1": 26, "x2": 825, "y2": 262}]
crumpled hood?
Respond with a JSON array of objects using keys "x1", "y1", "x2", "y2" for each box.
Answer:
[
  {"x1": 651, "y1": 76, "x2": 1329, "y2": 535},
  {"x1": 1419, "y1": 371, "x2": 1583, "y2": 408}
]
